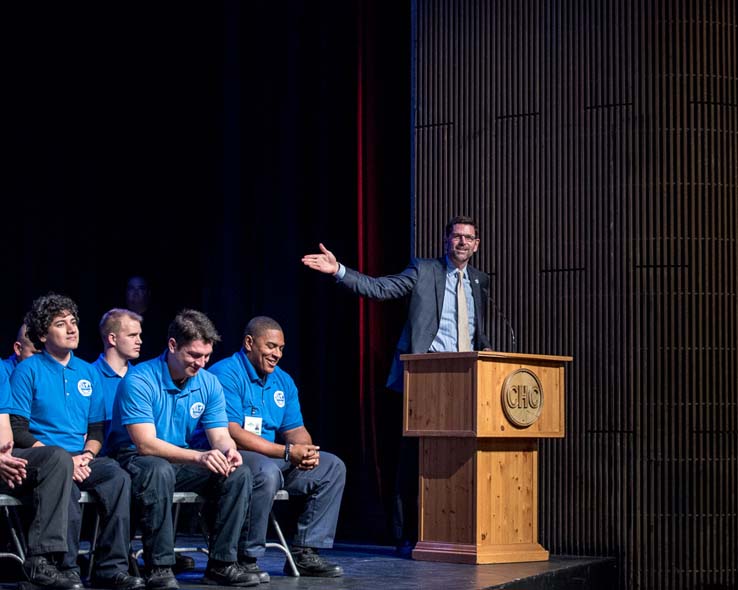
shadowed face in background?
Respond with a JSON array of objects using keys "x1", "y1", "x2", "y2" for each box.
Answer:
[{"x1": 125, "y1": 276, "x2": 150, "y2": 314}]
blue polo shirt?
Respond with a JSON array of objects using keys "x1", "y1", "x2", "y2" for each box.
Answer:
[
  {"x1": 106, "y1": 352, "x2": 229, "y2": 453},
  {"x1": 0, "y1": 370, "x2": 11, "y2": 413},
  {"x1": 9, "y1": 351, "x2": 104, "y2": 452},
  {"x1": 1, "y1": 355, "x2": 18, "y2": 379},
  {"x1": 91, "y1": 354, "x2": 128, "y2": 421},
  {"x1": 208, "y1": 349, "x2": 303, "y2": 443}
]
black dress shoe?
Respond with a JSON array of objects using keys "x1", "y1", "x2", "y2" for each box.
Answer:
[
  {"x1": 237, "y1": 558, "x2": 270, "y2": 584},
  {"x1": 172, "y1": 554, "x2": 195, "y2": 573},
  {"x1": 285, "y1": 547, "x2": 343, "y2": 577},
  {"x1": 145, "y1": 567, "x2": 179, "y2": 590},
  {"x1": 91, "y1": 571, "x2": 146, "y2": 590},
  {"x1": 59, "y1": 569, "x2": 83, "y2": 588},
  {"x1": 23, "y1": 556, "x2": 82, "y2": 590},
  {"x1": 202, "y1": 561, "x2": 259, "y2": 587}
]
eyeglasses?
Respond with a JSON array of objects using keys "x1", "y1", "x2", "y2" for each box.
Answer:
[{"x1": 450, "y1": 233, "x2": 478, "y2": 242}]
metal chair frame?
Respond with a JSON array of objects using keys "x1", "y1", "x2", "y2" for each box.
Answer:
[
  {"x1": 0, "y1": 491, "x2": 100, "y2": 569},
  {"x1": 130, "y1": 489, "x2": 299, "y2": 577}
]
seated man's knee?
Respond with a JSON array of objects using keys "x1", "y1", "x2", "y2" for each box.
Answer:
[
  {"x1": 47, "y1": 446, "x2": 74, "y2": 476},
  {"x1": 229, "y1": 463, "x2": 254, "y2": 490},
  {"x1": 242, "y1": 452, "x2": 282, "y2": 494},
  {"x1": 130, "y1": 455, "x2": 176, "y2": 492},
  {"x1": 323, "y1": 452, "x2": 347, "y2": 481},
  {"x1": 260, "y1": 463, "x2": 282, "y2": 494}
]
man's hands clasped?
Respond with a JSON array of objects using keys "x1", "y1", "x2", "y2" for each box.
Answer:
[
  {"x1": 197, "y1": 447, "x2": 242, "y2": 476},
  {"x1": 286, "y1": 443, "x2": 320, "y2": 470},
  {"x1": 0, "y1": 441, "x2": 27, "y2": 488}
]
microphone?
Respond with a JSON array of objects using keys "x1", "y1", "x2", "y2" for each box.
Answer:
[{"x1": 488, "y1": 296, "x2": 517, "y2": 352}]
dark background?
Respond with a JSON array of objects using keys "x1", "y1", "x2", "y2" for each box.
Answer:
[
  {"x1": 2, "y1": 0, "x2": 411, "y2": 544},
  {"x1": 3, "y1": 3, "x2": 736, "y2": 589}
]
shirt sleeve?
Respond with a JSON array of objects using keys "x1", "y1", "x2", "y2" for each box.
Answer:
[
  {"x1": 87, "y1": 372, "x2": 106, "y2": 424},
  {"x1": 277, "y1": 374, "x2": 303, "y2": 434},
  {"x1": 199, "y1": 378, "x2": 228, "y2": 430},
  {"x1": 0, "y1": 372, "x2": 11, "y2": 413},
  {"x1": 8, "y1": 362, "x2": 34, "y2": 419},
  {"x1": 117, "y1": 374, "x2": 155, "y2": 426}
]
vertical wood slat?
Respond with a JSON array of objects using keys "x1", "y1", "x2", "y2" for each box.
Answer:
[{"x1": 413, "y1": 1, "x2": 737, "y2": 589}]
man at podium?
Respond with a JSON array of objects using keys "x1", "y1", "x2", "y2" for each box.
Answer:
[{"x1": 301, "y1": 215, "x2": 492, "y2": 554}]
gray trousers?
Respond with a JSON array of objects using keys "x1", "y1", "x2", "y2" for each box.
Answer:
[{"x1": 239, "y1": 450, "x2": 346, "y2": 558}]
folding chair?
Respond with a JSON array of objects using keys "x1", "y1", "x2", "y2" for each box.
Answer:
[
  {"x1": 267, "y1": 490, "x2": 299, "y2": 577},
  {"x1": 0, "y1": 491, "x2": 100, "y2": 569},
  {"x1": 130, "y1": 491, "x2": 209, "y2": 573},
  {"x1": 0, "y1": 494, "x2": 26, "y2": 564},
  {"x1": 130, "y1": 490, "x2": 299, "y2": 577},
  {"x1": 77, "y1": 492, "x2": 101, "y2": 574},
  {"x1": 170, "y1": 491, "x2": 209, "y2": 558}
]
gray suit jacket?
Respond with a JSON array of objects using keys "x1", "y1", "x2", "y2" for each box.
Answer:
[{"x1": 339, "y1": 256, "x2": 492, "y2": 391}]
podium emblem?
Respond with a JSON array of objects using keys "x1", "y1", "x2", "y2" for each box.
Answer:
[{"x1": 501, "y1": 368, "x2": 544, "y2": 427}]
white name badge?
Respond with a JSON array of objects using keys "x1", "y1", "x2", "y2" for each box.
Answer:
[{"x1": 244, "y1": 416, "x2": 262, "y2": 435}]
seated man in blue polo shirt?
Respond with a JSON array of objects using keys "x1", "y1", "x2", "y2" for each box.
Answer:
[
  {"x1": 207, "y1": 316, "x2": 346, "y2": 579},
  {"x1": 1, "y1": 370, "x2": 77, "y2": 589},
  {"x1": 9, "y1": 292, "x2": 145, "y2": 590},
  {"x1": 106, "y1": 309, "x2": 259, "y2": 590},
  {"x1": 2, "y1": 323, "x2": 39, "y2": 378}
]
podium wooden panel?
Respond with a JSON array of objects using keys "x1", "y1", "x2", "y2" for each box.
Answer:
[{"x1": 401, "y1": 351, "x2": 572, "y2": 565}]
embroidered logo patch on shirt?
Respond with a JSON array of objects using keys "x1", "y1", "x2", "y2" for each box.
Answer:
[
  {"x1": 190, "y1": 402, "x2": 205, "y2": 419},
  {"x1": 77, "y1": 379, "x2": 93, "y2": 397},
  {"x1": 273, "y1": 390, "x2": 285, "y2": 408}
]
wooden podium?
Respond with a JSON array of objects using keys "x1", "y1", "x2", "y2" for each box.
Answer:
[{"x1": 401, "y1": 350, "x2": 572, "y2": 565}]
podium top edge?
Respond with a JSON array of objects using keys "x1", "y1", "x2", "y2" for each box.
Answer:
[{"x1": 399, "y1": 351, "x2": 574, "y2": 362}]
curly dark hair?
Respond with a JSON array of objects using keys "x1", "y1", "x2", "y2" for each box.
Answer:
[
  {"x1": 167, "y1": 309, "x2": 221, "y2": 347},
  {"x1": 24, "y1": 292, "x2": 80, "y2": 350}
]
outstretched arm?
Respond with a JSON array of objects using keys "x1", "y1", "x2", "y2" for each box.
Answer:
[{"x1": 301, "y1": 243, "x2": 340, "y2": 275}]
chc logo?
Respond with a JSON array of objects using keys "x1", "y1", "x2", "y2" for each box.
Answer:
[{"x1": 501, "y1": 368, "x2": 543, "y2": 428}]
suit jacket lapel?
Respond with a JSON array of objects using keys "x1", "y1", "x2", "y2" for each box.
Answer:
[{"x1": 434, "y1": 257, "x2": 446, "y2": 317}]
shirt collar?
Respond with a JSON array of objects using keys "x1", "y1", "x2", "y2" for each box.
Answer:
[
  {"x1": 39, "y1": 349, "x2": 79, "y2": 370},
  {"x1": 94, "y1": 354, "x2": 119, "y2": 378},
  {"x1": 445, "y1": 255, "x2": 468, "y2": 276},
  {"x1": 238, "y1": 348, "x2": 269, "y2": 386}
]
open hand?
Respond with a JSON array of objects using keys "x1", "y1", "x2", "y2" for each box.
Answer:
[{"x1": 301, "y1": 244, "x2": 339, "y2": 275}]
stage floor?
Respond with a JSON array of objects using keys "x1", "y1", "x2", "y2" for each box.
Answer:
[
  {"x1": 1, "y1": 539, "x2": 614, "y2": 590},
  {"x1": 155, "y1": 540, "x2": 611, "y2": 590}
]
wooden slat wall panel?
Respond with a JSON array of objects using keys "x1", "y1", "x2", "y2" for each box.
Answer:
[{"x1": 413, "y1": 1, "x2": 737, "y2": 589}]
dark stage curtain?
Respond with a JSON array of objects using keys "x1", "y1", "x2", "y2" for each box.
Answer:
[{"x1": 2, "y1": 0, "x2": 410, "y2": 545}]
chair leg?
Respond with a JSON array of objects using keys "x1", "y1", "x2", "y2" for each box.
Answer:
[
  {"x1": 266, "y1": 511, "x2": 299, "y2": 577},
  {"x1": 87, "y1": 509, "x2": 100, "y2": 576},
  {"x1": 128, "y1": 552, "x2": 141, "y2": 578},
  {"x1": 1, "y1": 505, "x2": 26, "y2": 564}
]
